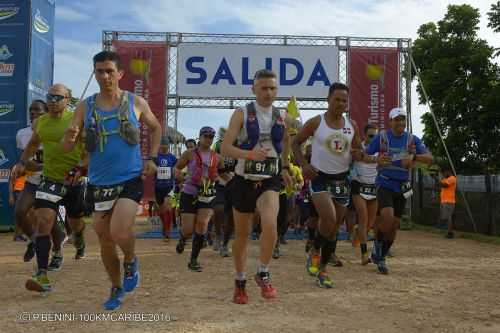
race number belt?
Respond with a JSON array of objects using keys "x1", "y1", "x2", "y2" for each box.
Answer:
[
  {"x1": 401, "y1": 181, "x2": 413, "y2": 199},
  {"x1": 197, "y1": 182, "x2": 216, "y2": 204},
  {"x1": 325, "y1": 179, "x2": 350, "y2": 200},
  {"x1": 157, "y1": 166, "x2": 173, "y2": 180},
  {"x1": 93, "y1": 184, "x2": 124, "y2": 211},
  {"x1": 35, "y1": 179, "x2": 67, "y2": 203},
  {"x1": 359, "y1": 183, "x2": 377, "y2": 200},
  {"x1": 243, "y1": 157, "x2": 279, "y2": 178}
]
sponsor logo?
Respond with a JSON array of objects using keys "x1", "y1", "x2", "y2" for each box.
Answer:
[
  {"x1": 0, "y1": 45, "x2": 15, "y2": 77},
  {"x1": 0, "y1": 6, "x2": 19, "y2": 21},
  {"x1": 34, "y1": 9, "x2": 50, "y2": 33},
  {"x1": 0, "y1": 169, "x2": 10, "y2": 183},
  {"x1": 0, "y1": 103, "x2": 14, "y2": 117},
  {"x1": 0, "y1": 45, "x2": 13, "y2": 61},
  {"x1": 0, "y1": 150, "x2": 8, "y2": 167}
]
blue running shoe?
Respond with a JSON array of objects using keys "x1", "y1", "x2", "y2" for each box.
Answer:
[
  {"x1": 377, "y1": 259, "x2": 389, "y2": 275},
  {"x1": 123, "y1": 257, "x2": 139, "y2": 292},
  {"x1": 103, "y1": 287, "x2": 125, "y2": 310}
]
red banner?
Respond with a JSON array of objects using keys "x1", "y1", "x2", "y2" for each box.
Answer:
[
  {"x1": 113, "y1": 41, "x2": 168, "y2": 200},
  {"x1": 348, "y1": 48, "x2": 399, "y2": 137}
]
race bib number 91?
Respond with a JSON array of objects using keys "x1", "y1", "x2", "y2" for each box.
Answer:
[{"x1": 244, "y1": 158, "x2": 279, "y2": 177}]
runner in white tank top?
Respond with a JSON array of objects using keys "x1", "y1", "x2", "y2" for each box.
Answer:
[
  {"x1": 291, "y1": 82, "x2": 363, "y2": 289},
  {"x1": 351, "y1": 124, "x2": 379, "y2": 265}
]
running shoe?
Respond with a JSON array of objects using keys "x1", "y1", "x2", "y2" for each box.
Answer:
[
  {"x1": 272, "y1": 243, "x2": 281, "y2": 259},
  {"x1": 23, "y1": 241, "x2": 36, "y2": 262},
  {"x1": 328, "y1": 254, "x2": 343, "y2": 267},
  {"x1": 74, "y1": 232, "x2": 85, "y2": 260},
  {"x1": 279, "y1": 235, "x2": 288, "y2": 245},
  {"x1": 123, "y1": 257, "x2": 140, "y2": 292},
  {"x1": 48, "y1": 254, "x2": 64, "y2": 271},
  {"x1": 233, "y1": 279, "x2": 248, "y2": 304},
  {"x1": 75, "y1": 246, "x2": 85, "y2": 260},
  {"x1": 445, "y1": 232, "x2": 455, "y2": 239},
  {"x1": 25, "y1": 273, "x2": 52, "y2": 292},
  {"x1": 14, "y1": 235, "x2": 28, "y2": 242},
  {"x1": 306, "y1": 253, "x2": 320, "y2": 276},
  {"x1": 188, "y1": 259, "x2": 203, "y2": 272},
  {"x1": 316, "y1": 271, "x2": 333, "y2": 288},
  {"x1": 254, "y1": 272, "x2": 277, "y2": 299},
  {"x1": 219, "y1": 245, "x2": 230, "y2": 257},
  {"x1": 305, "y1": 240, "x2": 313, "y2": 253},
  {"x1": 103, "y1": 287, "x2": 125, "y2": 311},
  {"x1": 176, "y1": 237, "x2": 185, "y2": 254},
  {"x1": 377, "y1": 259, "x2": 389, "y2": 275},
  {"x1": 370, "y1": 241, "x2": 382, "y2": 265},
  {"x1": 361, "y1": 252, "x2": 371, "y2": 266}
]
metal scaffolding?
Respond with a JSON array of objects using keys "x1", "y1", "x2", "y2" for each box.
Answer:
[{"x1": 102, "y1": 31, "x2": 412, "y2": 137}]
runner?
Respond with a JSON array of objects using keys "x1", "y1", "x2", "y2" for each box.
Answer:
[
  {"x1": 13, "y1": 84, "x2": 87, "y2": 293},
  {"x1": 62, "y1": 50, "x2": 161, "y2": 310},
  {"x1": 351, "y1": 123, "x2": 379, "y2": 265},
  {"x1": 221, "y1": 69, "x2": 293, "y2": 304},
  {"x1": 213, "y1": 127, "x2": 236, "y2": 257},
  {"x1": 291, "y1": 82, "x2": 363, "y2": 288},
  {"x1": 154, "y1": 136, "x2": 177, "y2": 242},
  {"x1": 365, "y1": 107, "x2": 433, "y2": 274},
  {"x1": 174, "y1": 126, "x2": 227, "y2": 271}
]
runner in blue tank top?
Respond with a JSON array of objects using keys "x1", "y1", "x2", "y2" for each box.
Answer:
[{"x1": 62, "y1": 51, "x2": 162, "y2": 311}]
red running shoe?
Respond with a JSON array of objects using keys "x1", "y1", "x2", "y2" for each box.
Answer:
[
  {"x1": 233, "y1": 279, "x2": 249, "y2": 304},
  {"x1": 254, "y1": 272, "x2": 277, "y2": 299}
]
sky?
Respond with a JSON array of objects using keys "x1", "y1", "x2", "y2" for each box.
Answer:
[{"x1": 53, "y1": 0, "x2": 499, "y2": 140}]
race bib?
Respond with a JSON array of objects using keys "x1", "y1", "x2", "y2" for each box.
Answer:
[
  {"x1": 93, "y1": 184, "x2": 124, "y2": 211},
  {"x1": 35, "y1": 180, "x2": 67, "y2": 203},
  {"x1": 244, "y1": 158, "x2": 279, "y2": 178},
  {"x1": 359, "y1": 183, "x2": 377, "y2": 201},
  {"x1": 326, "y1": 179, "x2": 350, "y2": 199},
  {"x1": 198, "y1": 183, "x2": 216, "y2": 204},
  {"x1": 157, "y1": 166, "x2": 172, "y2": 180},
  {"x1": 401, "y1": 182, "x2": 413, "y2": 199}
]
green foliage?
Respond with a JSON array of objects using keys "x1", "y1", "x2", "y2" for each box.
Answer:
[{"x1": 412, "y1": 4, "x2": 500, "y2": 174}]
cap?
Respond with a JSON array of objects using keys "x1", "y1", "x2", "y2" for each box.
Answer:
[
  {"x1": 199, "y1": 126, "x2": 216, "y2": 136},
  {"x1": 389, "y1": 107, "x2": 407, "y2": 119},
  {"x1": 160, "y1": 136, "x2": 170, "y2": 145}
]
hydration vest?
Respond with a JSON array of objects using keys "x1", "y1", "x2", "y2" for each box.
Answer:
[
  {"x1": 379, "y1": 130, "x2": 415, "y2": 172},
  {"x1": 190, "y1": 148, "x2": 219, "y2": 186},
  {"x1": 85, "y1": 92, "x2": 140, "y2": 153},
  {"x1": 239, "y1": 102, "x2": 285, "y2": 154}
]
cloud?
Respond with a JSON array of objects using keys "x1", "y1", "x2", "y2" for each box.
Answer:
[{"x1": 55, "y1": 5, "x2": 91, "y2": 22}]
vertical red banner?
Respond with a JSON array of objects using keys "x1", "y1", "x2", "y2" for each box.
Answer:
[
  {"x1": 113, "y1": 41, "x2": 168, "y2": 201},
  {"x1": 348, "y1": 48, "x2": 399, "y2": 137}
]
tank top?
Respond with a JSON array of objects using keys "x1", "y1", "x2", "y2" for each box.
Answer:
[
  {"x1": 352, "y1": 142, "x2": 378, "y2": 184},
  {"x1": 84, "y1": 92, "x2": 142, "y2": 186},
  {"x1": 311, "y1": 114, "x2": 354, "y2": 174},
  {"x1": 235, "y1": 103, "x2": 286, "y2": 179},
  {"x1": 182, "y1": 150, "x2": 216, "y2": 196},
  {"x1": 36, "y1": 110, "x2": 82, "y2": 182}
]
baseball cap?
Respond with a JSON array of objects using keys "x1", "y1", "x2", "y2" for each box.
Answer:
[{"x1": 389, "y1": 107, "x2": 407, "y2": 119}]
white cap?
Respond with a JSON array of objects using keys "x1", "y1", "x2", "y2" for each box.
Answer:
[{"x1": 389, "y1": 107, "x2": 407, "y2": 119}]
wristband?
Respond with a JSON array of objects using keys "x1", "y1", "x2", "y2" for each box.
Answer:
[{"x1": 246, "y1": 150, "x2": 254, "y2": 161}]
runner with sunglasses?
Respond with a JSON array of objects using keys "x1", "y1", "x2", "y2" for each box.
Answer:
[{"x1": 174, "y1": 126, "x2": 228, "y2": 272}]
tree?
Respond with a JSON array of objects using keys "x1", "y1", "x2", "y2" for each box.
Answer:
[
  {"x1": 488, "y1": 1, "x2": 500, "y2": 56},
  {"x1": 412, "y1": 4, "x2": 500, "y2": 174}
]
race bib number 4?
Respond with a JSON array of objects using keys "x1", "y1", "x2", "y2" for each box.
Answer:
[
  {"x1": 35, "y1": 180, "x2": 66, "y2": 203},
  {"x1": 326, "y1": 180, "x2": 350, "y2": 199},
  {"x1": 93, "y1": 185, "x2": 124, "y2": 211},
  {"x1": 157, "y1": 166, "x2": 172, "y2": 180},
  {"x1": 244, "y1": 158, "x2": 279, "y2": 177}
]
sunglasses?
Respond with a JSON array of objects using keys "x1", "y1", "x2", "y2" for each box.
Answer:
[
  {"x1": 202, "y1": 134, "x2": 215, "y2": 139},
  {"x1": 46, "y1": 94, "x2": 66, "y2": 103}
]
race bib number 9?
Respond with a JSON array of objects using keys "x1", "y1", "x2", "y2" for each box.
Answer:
[
  {"x1": 35, "y1": 180, "x2": 66, "y2": 203},
  {"x1": 244, "y1": 158, "x2": 279, "y2": 177},
  {"x1": 93, "y1": 185, "x2": 124, "y2": 211},
  {"x1": 157, "y1": 166, "x2": 172, "y2": 180},
  {"x1": 326, "y1": 180, "x2": 350, "y2": 199}
]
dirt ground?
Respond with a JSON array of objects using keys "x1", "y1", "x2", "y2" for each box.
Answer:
[{"x1": 1, "y1": 220, "x2": 500, "y2": 333}]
